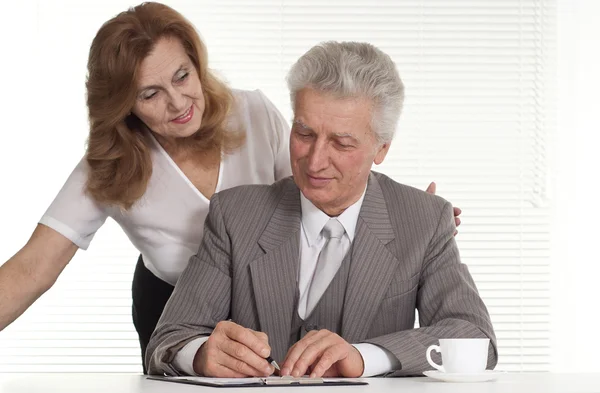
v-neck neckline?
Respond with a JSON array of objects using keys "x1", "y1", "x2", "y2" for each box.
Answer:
[{"x1": 147, "y1": 130, "x2": 224, "y2": 204}]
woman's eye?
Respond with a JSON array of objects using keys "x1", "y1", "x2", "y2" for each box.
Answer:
[{"x1": 142, "y1": 91, "x2": 157, "y2": 100}]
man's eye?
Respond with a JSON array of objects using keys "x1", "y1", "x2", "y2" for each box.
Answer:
[
  {"x1": 336, "y1": 141, "x2": 354, "y2": 149},
  {"x1": 297, "y1": 132, "x2": 312, "y2": 138}
]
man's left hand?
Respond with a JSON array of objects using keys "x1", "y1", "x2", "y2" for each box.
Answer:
[{"x1": 280, "y1": 329, "x2": 364, "y2": 378}]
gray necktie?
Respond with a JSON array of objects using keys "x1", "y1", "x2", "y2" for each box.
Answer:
[{"x1": 306, "y1": 218, "x2": 350, "y2": 316}]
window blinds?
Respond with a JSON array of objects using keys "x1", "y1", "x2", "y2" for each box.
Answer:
[{"x1": 0, "y1": 0, "x2": 555, "y2": 373}]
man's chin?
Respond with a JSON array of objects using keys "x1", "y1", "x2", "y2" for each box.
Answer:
[{"x1": 299, "y1": 187, "x2": 332, "y2": 206}]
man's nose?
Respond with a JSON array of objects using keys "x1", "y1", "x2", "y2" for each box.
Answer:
[{"x1": 307, "y1": 141, "x2": 329, "y2": 172}]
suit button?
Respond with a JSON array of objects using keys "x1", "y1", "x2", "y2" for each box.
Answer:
[{"x1": 305, "y1": 324, "x2": 319, "y2": 332}]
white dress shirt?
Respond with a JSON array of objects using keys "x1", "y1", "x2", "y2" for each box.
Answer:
[{"x1": 174, "y1": 188, "x2": 401, "y2": 377}]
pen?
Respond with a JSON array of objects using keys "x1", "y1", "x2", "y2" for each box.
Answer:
[{"x1": 266, "y1": 356, "x2": 281, "y2": 372}]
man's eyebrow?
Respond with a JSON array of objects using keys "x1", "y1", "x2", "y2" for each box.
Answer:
[
  {"x1": 331, "y1": 132, "x2": 361, "y2": 143},
  {"x1": 293, "y1": 121, "x2": 360, "y2": 142},
  {"x1": 293, "y1": 120, "x2": 313, "y2": 131}
]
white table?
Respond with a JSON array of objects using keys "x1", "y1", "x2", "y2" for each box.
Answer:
[{"x1": 0, "y1": 373, "x2": 599, "y2": 393}]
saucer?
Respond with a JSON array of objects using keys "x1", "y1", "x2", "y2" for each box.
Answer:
[{"x1": 423, "y1": 370, "x2": 505, "y2": 383}]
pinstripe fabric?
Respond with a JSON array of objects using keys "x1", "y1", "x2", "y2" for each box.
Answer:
[{"x1": 146, "y1": 172, "x2": 497, "y2": 376}]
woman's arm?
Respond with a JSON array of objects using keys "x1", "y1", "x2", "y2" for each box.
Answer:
[{"x1": 0, "y1": 224, "x2": 78, "y2": 330}]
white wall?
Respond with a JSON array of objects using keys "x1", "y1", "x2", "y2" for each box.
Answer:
[{"x1": 552, "y1": 0, "x2": 600, "y2": 373}]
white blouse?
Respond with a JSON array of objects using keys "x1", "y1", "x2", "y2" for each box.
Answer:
[{"x1": 39, "y1": 89, "x2": 292, "y2": 285}]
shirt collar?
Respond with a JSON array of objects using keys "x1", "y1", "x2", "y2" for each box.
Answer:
[{"x1": 300, "y1": 186, "x2": 368, "y2": 247}]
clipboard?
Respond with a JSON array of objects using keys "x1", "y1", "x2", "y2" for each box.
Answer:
[{"x1": 147, "y1": 375, "x2": 369, "y2": 388}]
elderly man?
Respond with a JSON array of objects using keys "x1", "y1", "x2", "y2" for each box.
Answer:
[{"x1": 146, "y1": 41, "x2": 497, "y2": 378}]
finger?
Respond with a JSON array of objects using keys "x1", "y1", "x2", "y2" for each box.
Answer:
[
  {"x1": 220, "y1": 339, "x2": 274, "y2": 376},
  {"x1": 290, "y1": 333, "x2": 339, "y2": 377},
  {"x1": 291, "y1": 342, "x2": 328, "y2": 377},
  {"x1": 225, "y1": 324, "x2": 271, "y2": 358},
  {"x1": 453, "y1": 206, "x2": 462, "y2": 217},
  {"x1": 281, "y1": 329, "x2": 320, "y2": 374},
  {"x1": 216, "y1": 351, "x2": 270, "y2": 377},
  {"x1": 200, "y1": 343, "x2": 250, "y2": 378},
  {"x1": 309, "y1": 344, "x2": 347, "y2": 378},
  {"x1": 425, "y1": 182, "x2": 436, "y2": 194},
  {"x1": 296, "y1": 329, "x2": 320, "y2": 344},
  {"x1": 454, "y1": 229, "x2": 458, "y2": 237},
  {"x1": 455, "y1": 217, "x2": 461, "y2": 227},
  {"x1": 281, "y1": 330, "x2": 329, "y2": 376},
  {"x1": 249, "y1": 330, "x2": 269, "y2": 345},
  {"x1": 322, "y1": 367, "x2": 338, "y2": 377},
  {"x1": 281, "y1": 330, "x2": 327, "y2": 375}
]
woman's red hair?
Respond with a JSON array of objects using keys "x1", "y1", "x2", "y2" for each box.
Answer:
[{"x1": 85, "y1": 2, "x2": 243, "y2": 209}]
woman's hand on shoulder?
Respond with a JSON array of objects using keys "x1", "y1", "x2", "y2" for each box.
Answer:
[{"x1": 425, "y1": 182, "x2": 462, "y2": 236}]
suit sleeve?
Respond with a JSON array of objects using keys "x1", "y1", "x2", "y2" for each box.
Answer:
[
  {"x1": 146, "y1": 193, "x2": 232, "y2": 375},
  {"x1": 364, "y1": 201, "x2": 498, "y2": 376}
]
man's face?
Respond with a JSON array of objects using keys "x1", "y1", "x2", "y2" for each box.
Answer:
[{"x1": 290, "y1": 88, "x2": 391, "y2": 216}]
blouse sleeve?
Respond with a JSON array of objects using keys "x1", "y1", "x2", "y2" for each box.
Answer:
[
  {"x1": 256, "y1": 90, "x2": 293, "y2": 180},
  {"x1": 38, "y1": 157, "x2": 109, "y2": 250}
]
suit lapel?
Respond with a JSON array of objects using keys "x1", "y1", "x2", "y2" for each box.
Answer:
[
  {"x1": 342, "y1": 173, "x2": 398, "y2": 343},
  {"x1": 249, "y1": 180, "x2": 301, "y2": 362}
]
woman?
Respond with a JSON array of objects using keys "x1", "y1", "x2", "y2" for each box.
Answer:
[{"x1": 0, "y1": 2, "x2": 459, "y2": 373}]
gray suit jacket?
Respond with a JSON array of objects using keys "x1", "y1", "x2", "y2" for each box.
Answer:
[{"x1": 146, "y1": 172, "x2": 498, "y2": 376}]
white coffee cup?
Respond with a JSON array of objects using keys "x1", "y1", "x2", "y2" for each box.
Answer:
[{"x1": 426, "y1": 338, "x2": 490, "y2": 374}]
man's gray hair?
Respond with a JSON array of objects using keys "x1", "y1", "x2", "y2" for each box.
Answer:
[{"x1": 286, "y1": 41, "x2": 404, "y2": 144}]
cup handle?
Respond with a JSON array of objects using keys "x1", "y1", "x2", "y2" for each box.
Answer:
[{"x1": 426, "y1": 345, "x2": 445, "y2": 372}]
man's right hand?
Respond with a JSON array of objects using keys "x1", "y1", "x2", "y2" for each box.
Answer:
[{"x1": 193, "y1": 321, "x2": 275, "y2": 377}]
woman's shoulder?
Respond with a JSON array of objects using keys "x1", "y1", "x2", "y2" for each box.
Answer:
[
  {"x1": 230, "y1": 88, "x2": 269, "y2": 103},
  {"x1": 229, "y1": 88, "x2": 289, "y2": 138},
  {"x1": 231, "y1": 89, "x2": 283, "y2": 120}
]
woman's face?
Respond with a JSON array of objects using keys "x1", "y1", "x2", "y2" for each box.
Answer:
[{"x1": 132, "y1": 36, "x2": 205, "y2": 141}]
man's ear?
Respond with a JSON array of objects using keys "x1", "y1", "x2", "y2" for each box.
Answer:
[{"x1": 374, "y1": 142, "x2": 391, "y2": 165}]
